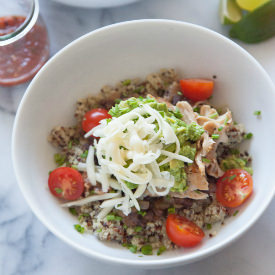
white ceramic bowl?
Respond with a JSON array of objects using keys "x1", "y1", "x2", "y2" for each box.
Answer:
[
  {"x1": 52, "y1": 0, "x2": 141, "y2": 8},
  {"x1": 12, "y1": 20, "x2": 275, "y2": 268}
]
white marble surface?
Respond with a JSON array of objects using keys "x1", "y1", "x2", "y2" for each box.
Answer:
[{"x1": 1, "y1": 0, "x2": 275, "y2": 274}]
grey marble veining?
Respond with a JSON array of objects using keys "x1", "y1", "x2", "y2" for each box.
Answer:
[{"x1": 0, "y1": 0, "x2": 275, "y2": 274}]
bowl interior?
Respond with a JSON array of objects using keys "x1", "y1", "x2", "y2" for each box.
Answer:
[{"x1": 13, "y1": 20, "x2": 275, "y2": 268}]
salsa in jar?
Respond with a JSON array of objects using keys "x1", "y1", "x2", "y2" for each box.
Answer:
[{"x1": 0, "y1": 15, "x2": 49, "y2": 86}]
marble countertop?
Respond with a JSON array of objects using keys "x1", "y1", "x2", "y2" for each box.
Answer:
[{"x1": 1, "y1": 0, "x2": 275, "y2": 274}]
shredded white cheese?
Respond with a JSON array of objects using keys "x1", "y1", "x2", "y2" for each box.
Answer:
[{"x1": 64, "y1": 103, "x2": 193, "y2": 219}]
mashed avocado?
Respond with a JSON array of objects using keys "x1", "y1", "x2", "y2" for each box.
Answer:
[
  {"x1": 109, "y1": 97, "x2": 205, "y2": 192},
  {"x1": 220, "y1": 155, "x2": 253, "y2": 175}
]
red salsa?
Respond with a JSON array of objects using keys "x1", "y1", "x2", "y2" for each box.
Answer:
[{"x1": 0, "y1": 16, "x2": 49, "y2": 86}]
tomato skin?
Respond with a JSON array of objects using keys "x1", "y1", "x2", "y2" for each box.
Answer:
[
  {"x1": 48, "y1": 167, "x2": 84, "y2": 201},
  {"x1": 216, "y1": 169, "x2": 253, "y2": 208},
  {"x1": 179, "y1": 79, "x2": 214, "y2": 101},
  {"x1": 82, "y1": 108, "x2": 111, "y2": 133},
  {"x1": 166, "y1": 214, "x2": 205, "y2": 247}
]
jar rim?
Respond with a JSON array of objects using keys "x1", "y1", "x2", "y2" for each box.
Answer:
[{"x1": 0, "y1": 0, "x2": 40, "y2": 46}]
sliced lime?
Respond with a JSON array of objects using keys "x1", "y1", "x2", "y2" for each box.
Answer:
[
  {"x1": 236, "y1": 0, "x2": 270, "y2": 12},
  {"x1": 220, "y1": 0, "x2": 243, "y2": 25}
]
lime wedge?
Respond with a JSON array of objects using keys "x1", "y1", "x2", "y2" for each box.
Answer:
[
  {"x1": 220, "y1": 0, "x2": 243, "y2": 25},
  {"x1": 236, "y1": 0, "x2": 270, "y2": 12},
  {"x1": 230, "y1": 0, "x2": 275, "y2": 43}
]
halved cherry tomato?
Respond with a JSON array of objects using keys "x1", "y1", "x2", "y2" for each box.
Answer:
[
  {"x1": 82, "y1": 108, "x2": 111, "y2": 133},
  {"x1": 179, "y1": 79, "x2": 214, "y2": 101},
  {"x1": 216, "y1": 169, "x2": 253, "y2": 208},
  {"x1": 166, "y1": 214, "x2": 205, "y2": 247},
  {"x1": 48, "y1": 167, "x2": 84, "y2": 200}
]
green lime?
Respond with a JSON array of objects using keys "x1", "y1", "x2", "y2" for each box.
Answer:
[
  {"x1": 230, "y1": 0, "x2": 275, "y2": 43},
  {"x1": 220, "y1": 0, "x2": 243, "y2": 25}
]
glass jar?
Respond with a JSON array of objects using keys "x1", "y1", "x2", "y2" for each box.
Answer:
[{"x1": 0, "y1": 0, "x2": 49, "y2": 86}]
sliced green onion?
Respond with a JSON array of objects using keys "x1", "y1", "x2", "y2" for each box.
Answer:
[
  {"x1": 137, "y1": 211, "x2": 147, "y2": 217},
  {"x1": 209, "y1": 112, "x2": 218, "y2": 119},
  {"x1": 244, "y1": 133, "x2": 253, "y2": 140},
  {"x1": 68, "y1": 140, "x2": 73, "y2": 149},
  {"x1": 233, "y1": 210, "x2": 239, "y2": 216},
  {"x1": 141, "y1": 244, "x2": 153, "y2": 255},
  {"x1": 74, "y1": 224, "x2": 85, "y2": 233},
  {"x1": 81, "y1": 150, "x2": 88, "y2": 159},
  {"x1": 206, "y1": 223, "x2": 212, "y2": 230},
  {"x1": 157, "y1": 246, "x2": 167, "y2": 256},
  {"x1": 122, "y1": 79, "x2": 131, "y2": 86},
  {"x1": 106, "y1": 214, "x2": 122, "y2": 221},
  {"x1": 202, "y1": 157, "x2": 211, "y2": 163},
  {"x1": 193, "y1": 107, "x2": 200, "y2": 113},
  {"x1": 211, "y1": 134, "x2": 220, "y2": 140},
  {"x1": 54, "y1": 187, "x2": 62, "y2": 194},
  {"x1": 168, "y1": 207, "x2": 175, "y2": 214},
  {"x1": 177, "y1": 91, "x2": 182, "y2": 95},
  {"x1": 135, "y1": 226, "x2": 143, "y2": 232},
  {"x1": 54, "y1": 153, "x2": 66, "y2": 166},
  {"x1": 229, "y1": 175, "x2": 237, "y2": 181},
  {"x1": 218, "y1": 126, "x2": 223, "y2": 131},
  {"x1": 69, "y1": 207, "x2": 77, "y2": 216},
  {"x1": 224, "y1": 117, "x2": 229, "y2": 125},
  {"x1": 253, "y1": 110, "x2": 261, "y2": 116}
]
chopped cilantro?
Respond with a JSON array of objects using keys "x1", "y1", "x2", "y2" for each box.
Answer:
[
  {"x1": 211, "y1": 134, "x2": 220, "y2": 140},
  {"x1": 157, "y1": 246, "x2": 166, "y2": 256},
  {"x1": 244, "y1": 133, "x2": 253, "y2": 140},
  {"x1": 253, "y1": 110, "x2": 261, "y2": 116},
  {"x1": 141, "y1": 244, "x2": 153, "y2": 255},
  {"x1": 218, "y1": 126, "x2": 223, "y2": 131},
  {"x1": 69, "y1": 207, "x2": 77, "y2": 216},
  {"x1": 123, "y1": 225, "x2": 128, "y2": 230},
  {"x1": 78, "y1": 213, "x2": 90, "y2": 221},
  {"x1": 168, "y1": 207, "x2": 176, "y2": 214},
  {"x1": 74, "y1": 224, "x2": 85, "y2": 233},
  {"x1": 202, "y1": 158, "x2": 211, "y2": 163},
  {"x1": 135, "y1": 226, "x2": 143, "y2": 232},
  {"x1": 96, "y1": 228, "x2": 102, "y2": 233},
  {"x1": 54, "y1": 187, "x2": 62, "y2": 194}
]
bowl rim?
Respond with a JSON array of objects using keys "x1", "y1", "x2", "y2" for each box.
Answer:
[{"x1": 12, "y1": 19, "x2": 275, "y2": 268}]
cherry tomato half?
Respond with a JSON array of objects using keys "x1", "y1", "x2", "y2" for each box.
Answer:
[
  {"x1": 180, "y1": 79, "x2": 214, "y2": 102},
  {"x1": 48, "y1": 167, "x2": 84, "y2": 200},
  {"x1": 216, "y1": 169, "x2": 253, "y2": 208},
  {"x1": 82, "y1": 108, "x2": 111, "y2": 133},
  {"x1": 166, "y1": 214, "x2": 205, "y2": 247}
]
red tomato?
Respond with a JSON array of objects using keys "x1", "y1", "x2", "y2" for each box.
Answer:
[
  {"x1": 82, "y1": 108, "x2": 111, "y2": 133},
  {"x1": 166, "y1": 214, "x2": 205, "y2": 247},
  {"x1": 179, "y1": 79, "x2": 214, "y2": 101},
  {"x1": 48, "y1": 167, "x2": 84, "y2": 200},
  {"x1": 216, "y1": 169, "x2": 253, "y2": 208}
]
